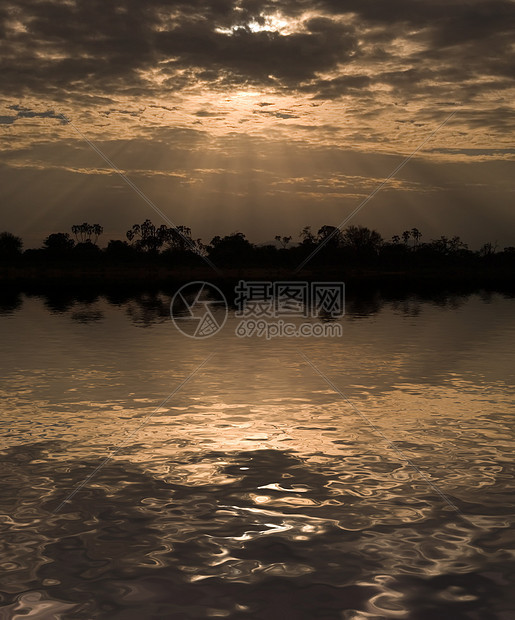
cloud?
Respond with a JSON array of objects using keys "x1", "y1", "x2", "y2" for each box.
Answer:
[
  {"x1": 0, "y1": 0, "x2": 511, "y2": 138},
  {"x1": 0, "y1": 105, "x2": 65, "y2": 123},
  {"x1": 1, "y1": 135, "x2": 514, "y2": 249},
  {"x1": 103, "y1": 108, "x2": 145, "y2": 117},
  {"x1": 0, "y1": 0, "x2": 512, "y2": 262},
  {"x1": 194, "y1": 109, "x2": 226, "y2": 117},
  {"x1": 255, "y1": 109, "x2": 299, "y2": 119}
]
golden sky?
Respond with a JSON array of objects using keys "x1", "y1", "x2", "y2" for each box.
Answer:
[{"x1": 1, "y1": 0, "x2": 514, "y2": 248}]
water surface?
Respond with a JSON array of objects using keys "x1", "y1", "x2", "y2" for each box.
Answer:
[{"x1": 1, "y1": 290, "x2": 514, "y2": 619}]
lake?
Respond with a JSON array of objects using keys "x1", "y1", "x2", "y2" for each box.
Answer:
[{"x1": 1, "y1": 287, "x2": 514, "y2": 619}]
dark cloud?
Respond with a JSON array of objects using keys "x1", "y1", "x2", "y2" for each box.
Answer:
[
  {"x1": 428, "y1": 147, "x2": 515, "y2": 157},
  {"x1": 103, "y1": 108, "x2": 145, "y2": 117},
  {"x1": 155, "y1": 21, "x2": 356, "y2": 87},
  {"x1": 194, "y1": 109, "x2": 226, "y2": 117},
  {"x1": 255, "y1": 109, "x2": 299, "y2": 119},
  {"x1": 1, "y1": 105, "x2": 65, "y2": 123},
  {"x1": 0, "y1": 0, "x2": 510, "y2": 105},
  {"x1": 303, "y1": 74, "x2": 373, "y2": 99}
]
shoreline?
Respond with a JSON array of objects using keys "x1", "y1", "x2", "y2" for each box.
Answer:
[{"x1": 1, "y1": 263, "x2": 514, "y2": 295}]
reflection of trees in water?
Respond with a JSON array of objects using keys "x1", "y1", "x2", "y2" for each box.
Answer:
[
  {"x1": 389, "y1": 293, "x2": 469, "y2": 317},
  {"x1": 70, "y1": 309, "x2": 104, "y2": 324},
  {"x1": 5, "y1": 286, "x2": 495, "y2": 328},
  {"x1": 25, "y1": 289, "x2": 169, "y2": 327},
  {"x1": 337, "y1": 289, "x2": 471, "y2": 319},
  {"x1": 0, "y1": 442, "x2": 509, "y2": 619},
  {"x1": 344, "y1": 290, "x2": 383, "y2": 318},
  {"x1": 124, "y1": 292, "x2": 170, "y2": 327},
  {"x1": 41, "y1": 291, "x2": 77, "y2": 314},
  {"x1": 33, "y1": 290, "x2": 101, "y2": 315},
  {"x1": 0, "y1": 290, "x2": 23, "y2": 315}
]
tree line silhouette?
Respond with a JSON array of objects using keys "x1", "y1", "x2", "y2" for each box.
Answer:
[{"x1": 0, "y1": 220, "x2": 514, "y2": 274}]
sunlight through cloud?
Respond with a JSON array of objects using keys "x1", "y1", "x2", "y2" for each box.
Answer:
[{"x1": 215, "y1": 13, "x2": 298, "y2": 36}]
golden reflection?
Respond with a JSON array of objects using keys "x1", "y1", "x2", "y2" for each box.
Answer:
[{"x1": 1, "y1": 268, "x2": 515, "y2": 616}]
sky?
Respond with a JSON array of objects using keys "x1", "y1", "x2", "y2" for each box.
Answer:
[{"x1": 0, "y1": 0, "x2": 514, "y2": 249}]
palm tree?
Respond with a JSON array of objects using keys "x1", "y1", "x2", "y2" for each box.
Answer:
[
  {"x1": 411, "y1": 228, "x2": 422, "y2": 246},
  {"x1": 91, "y1": 224, "x2": 104, "y2": 244},
  {"x1": 275, "y1": 235, "x2": 292, "y2": 249},
  {"x1": 72, "y1": 222, "x2": 103, "y2": 244}
]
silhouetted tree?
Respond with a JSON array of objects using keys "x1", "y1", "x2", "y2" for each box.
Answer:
[
  {"x1": 43, "y1": 232, "x2": 75, "y2": 253},
  {"x1": 479, "y1": 241, "x2": 498, "y2": 257},
  {"x1": 126, "y1": 219, "x2": 169, "y2": 252},
  {"x1": 208, "y1": 232, "x2": 254, "y2": 264},
  {"x1": 380, "y1": 234, "x2": 410, "y2": 266},
  {"x1": 274, "y1": 235, "x2": 292, "y2": 249},
  {"x1": 449, "y1": 236, "x2": 468, "y2": 252},
  {"x1": 411, "y1": 228, "x2": 422, "y2": 246},
  {"x1": 402, "y1": 230, "x2": 411, "y2": 244},
  {"x1": 164, "y1": 225, "x2": 201, "y2": 253},
  {"x1": 299, "y1": 226, "x2": 316, "y2": 246},
  {"x1": 317, "y1": 225, "x2": 342, "y2": 247},
  {"x1": 106, "y1": 240, "x2": 136, "y2": 258},
  {"x1": 73, "y1": 241, "x2": 102, "y2": 258},
  {"x1": 430, "y1": 235, "x2": 468, "y2": 255},
  {"x1": 72, "y1": 223, "x2": 103, "y2": 244},
  {"x1": 126, "y1": 220, "x2": 199, "y2": 254},
  {"x1": 341, "y1": 225, "x2": 383, "y2": 255},
  {"x1": 0, "y1": 231, "x2": 23, "y2": 258}
]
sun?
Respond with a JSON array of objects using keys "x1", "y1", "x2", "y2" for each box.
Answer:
[
  {"x1": 246, "y1": 14, "x2": 291, "y2": 34},
  {"x1": 215, "y1": 13, "x2": 298, "y2": 36}
]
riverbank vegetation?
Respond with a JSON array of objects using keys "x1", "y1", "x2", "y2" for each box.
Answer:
[{"x1": 1, "y1": 221, "x2": 514, "y2": 284}]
